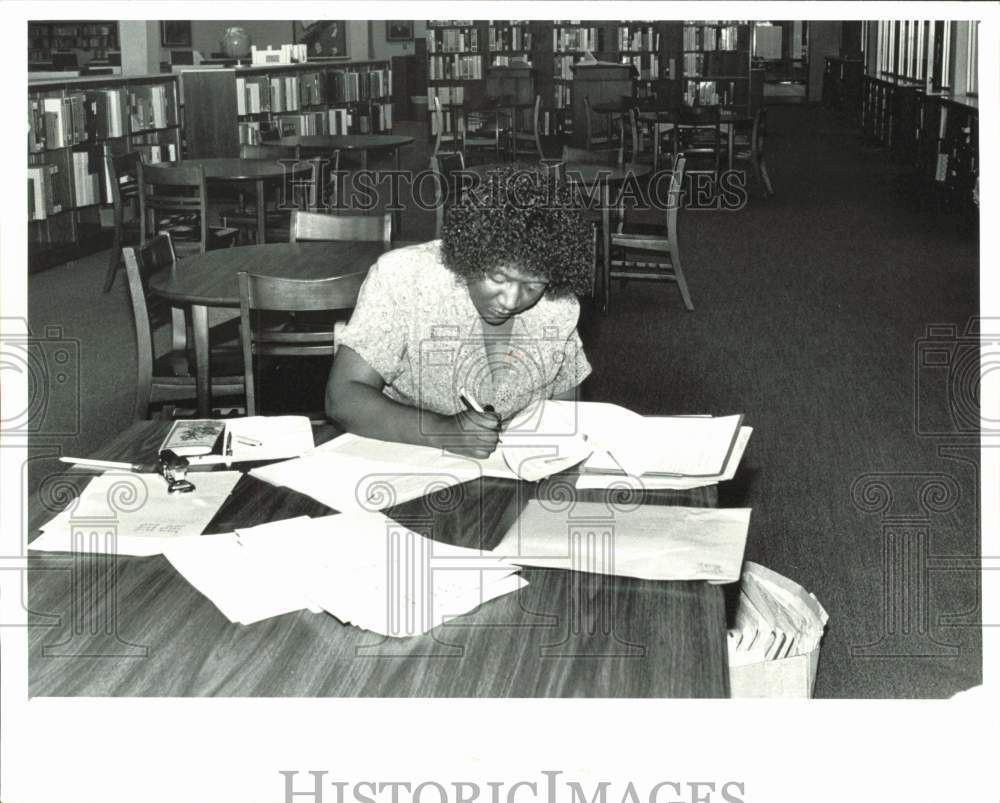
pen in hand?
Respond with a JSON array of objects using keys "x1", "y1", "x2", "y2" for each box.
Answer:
[{"x1": 458, "y1": 387, "x2": 496, "y2": 415}]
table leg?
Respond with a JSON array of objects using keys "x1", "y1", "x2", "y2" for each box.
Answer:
[
  {"x1": 392, "y1": 146, "x2": 402, "y2": 239},
  {"x1": 601, "y1": 183, "x2": 611, "y2": 314},
  {"x1": 191, "y1": 304, "x2": 211, "y2": 418},
  {"x1": 256, "y1": 178, "x2": 266, "y2": 244}
]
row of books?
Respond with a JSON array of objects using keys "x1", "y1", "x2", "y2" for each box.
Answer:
[
  {"x1": 29, "y1": 95, "x2": 87, "y2": 150},
  {"x1": 488, "y1": 25, "x2": 532, "y2": 52},
  {"x1": 553, "y1": 83, "x2": 572, "y2": 109},
  {"x1": 622, "y1": 54, "x2": 662, "y2": 81},
  {"x1": 553, "y1": 26, "x2": 599, "y2": 53},
  {"x1": 429, "y1": 55, "x2": 483, "y2": 81},
  {"x1": 619, "y1": 25, "x2": 660, "y2": 52},
  {"x1": 70, "y1": 150, "x2": 102, "y2": 208},
  {"x1": 683, "y1": 79, "x2": 739, "y2": 107},
  {"x1": 129, "y1": 85, "x2": 178, "y2": 133},
  {"x1": 235, "y1": 68, "x2": 392, "y2": 116},
  {"x1": 684, "y1": 50, "x2": 748, "y2": 77},
  {"x1": 683, "y1": 24, "x2": 741, "y2": 52},
  {"x1": 490, "y1": 54, "x2": 532, "y2": 68},
  {"x1": 553, "y1": 54, "x2": 582, "y2": 80},
  {"x1": 27, "y1": 164, "x2": 61, "y2": 220},
  {"x1": 427, "y1": 28, "x2": 480, "y2": 54},
  {"x1": 427, "y1": 86, "x2": 465, "y2": 107}
]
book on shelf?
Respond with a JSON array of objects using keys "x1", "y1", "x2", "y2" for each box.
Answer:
[
  {"x1": 429, "y1": 54, "x2": 483, "y2": 81},
  {"x1": 28, "y1": 98, "x2": 47, "y2": 151},
  {"x1": 86, "y1": 89, "x2": 126, "y2": 139},
  {"x1": 70, "y1": 149, "x2": 101, "y2": 207},
  {"x1": 42, "y1": 95, "x2": 88, "y2": 148},
  {"x1": 427, "y1": 28, "x2": 480, "y2": 54},
  {"x1": 553, "y1": 26, "x2": 598, "y2": 52},
  {"x1": 128, "y1": 84, "x2": 176, "y2": 132},
  {"x1": 236, "y1": 76, "x2": 269, "y2": 115},
  {"x1": 619, "y1": 25, "x2": 659, "y2": 52},
  {"x1": 269, "y1": 75, "x2": 301, "y2": 113},
  {"x1": 328, "y1": 108, "x2": 352, "y2": 135},
  {"x1": 27, "y1": 164, "x2": 60, "y2": 220},
  {"x1": 623, "y1": 53, "x2": 660, "y2": 81}
]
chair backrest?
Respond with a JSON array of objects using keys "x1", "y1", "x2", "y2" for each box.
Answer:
[
  {"x1": 138, "y1": 162, "x2": 210, "y2": 251},
  {"x1": 106, "y1": 150, "x2": 143, "y2": 210},
  {"x1": 237, "y1": 271, "x2": 368, "y2": 415},
  {"x1": 289, "y1": 210, "x2": 392, "y2": 250},
  {"x1": 665, "y1": 156, "x2": 686, "y2": 247},
  {"x1": 122, "y1": 234, "x2": 178, "y2": 420},
  {"x1": 429, "y1": 152, "x2": 467, "y2": 239},
  {"x1": 432, "y1": 95, "x2": 455, "y2": 158},
  {"x1": 622, "y1": 106, "x2": 642, "y2": 164}
]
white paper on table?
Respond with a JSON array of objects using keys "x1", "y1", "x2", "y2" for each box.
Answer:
[
  {"x1": 493, "y1": 500, "x2": 751, "y2": 583},
  {"x1": 499, "y1": 400, "x2": 593, "y2": 481},
  {"x1": 575, "y1": 427, "x2": 753, "y2": 490},
  {"x1": 29, "y1": 471, "x2": 242, "y2": 556},
  {"x1": 235, "y1": 513, "x2": 526, "y2": 637},
  {"x1": 251, "y1": 433, "x2": 488, "y2": 513},
  {"x1": 162, "y1": 528, "x2": 320, "y2": 624},
  {"x1": 582, "y1": 412, "x2": 744, "y2": 478},
  {"x1": 223, "y1": 415, "x2": 315, "y2": 462}
]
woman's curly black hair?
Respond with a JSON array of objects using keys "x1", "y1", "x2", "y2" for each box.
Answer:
[{"x1": 440, "y1": 163, "x2": 593, "y2": 297}]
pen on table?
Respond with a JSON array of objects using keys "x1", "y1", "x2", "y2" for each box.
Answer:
[
  {"x1": 234, "y1": 436, "x2": 262, "y2": 447},
  {"x1": 59, "y1": 457, "x2": 149, "y2": 472}
]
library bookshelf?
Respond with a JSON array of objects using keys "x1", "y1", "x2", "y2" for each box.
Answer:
[
  {"x1": 28, "y1": 21, "x2": 119, "y2": 65},
  {"x1": 422, "y1": 20, "x2": 756, "y2": 145},
  {"x1": 180, "y1": 60, "x2": 393, "y2": 158},
  {"x1": 27, "y1": 73, "x2": 180, "y2": 270}
]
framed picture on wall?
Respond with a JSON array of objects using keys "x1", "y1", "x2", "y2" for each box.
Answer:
[
  {"x1": 160, "y1": 21, "x2": 192, "y2": 48},
  {"x1": 386, "y1": 21, "x2": 414, "y2": 42},
  {"x1": 297, "y1": 20, "x2": 350, "y2": 58}
]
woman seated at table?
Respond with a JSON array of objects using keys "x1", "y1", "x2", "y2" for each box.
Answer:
[{"x1": 326, "y1": 164, "x2": 594, "y2": 458}]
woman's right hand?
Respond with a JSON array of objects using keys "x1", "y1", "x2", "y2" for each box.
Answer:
[{"x1": 440, "y1": 410, "x2": 502, "y2": 458}]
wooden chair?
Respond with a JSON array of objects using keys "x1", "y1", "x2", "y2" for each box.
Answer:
[
  {"x1": 511, "y1": 95, "x2": 545, "y2": 159},
  {"x1": 463, "y1": 100, "x2": 508, "y2": 164},
  {"x1": 431, "y1": 96, "x2": 462, "y2": 158},
  {"x1": 102, "y1": 150, "x2": 143, "y2": 293},
  {"x1": 138, "y1": 162, "x2": 240, "y2": 258},
  {"x1": 429, "y1": 152, "x2": 467, "y2": 239},
  {"x1": 670, "y1": 106, "x2": 723, "y2": 183},
  {"x1": 732, "y1": 107, "x2": 774, "y2": 199},
  {"x1": 122, "y1": 234, "x2": 244, "y2": 421},
  {"x1": 584, "y1": 96, "x2": 624, "y2": 151},
  {"x1": 607, "y1": 156, "x2": 693, "y2": 312},
  {"x1": 238, "y1": 271, "x2": 367, "y2": 416},
  {"x1": 289, "y1": 210, "x2": 392, "y2": 250}
]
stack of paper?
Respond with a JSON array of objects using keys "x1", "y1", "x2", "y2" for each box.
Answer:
[
  {"x1": 29, "y1": 471, "x2": 242, "y2": 556},
  {"x1": 498, "y1": 399, "x2": 593, "y2": 481},
  {"x1": 162, "y1": 513, "x2": 526, "y2": 633},
  {"x1": 493, "y1": 500, "x2": 751, "y2": 583},
  {"x1": 728, "y1": 561, "x2": 829, "y2": 667}
]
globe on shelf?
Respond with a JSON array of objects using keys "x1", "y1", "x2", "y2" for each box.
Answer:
[{"x1": 221, "y1": 27, "x2": 252, "y2": 59}]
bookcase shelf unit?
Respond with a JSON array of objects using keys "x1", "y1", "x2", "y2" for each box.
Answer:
[
  {"x1": 181, "y1": 60, "x2": 393, "y2": 158},
  {"x1": 422, "y1": 20, "x2": 757, "y2": 145},
  {"x1": 678, "y1": 21, "x2": 752, "y2": 109},
  {"x1": 861, "y1": 72, "x2": 979, "y2": 214},
  {"x1": 28, "y1": 21, "x2": 119, "y2": 65},
  {"x1": 27, "y1": 73, "x2": 181, "y2": 270}
]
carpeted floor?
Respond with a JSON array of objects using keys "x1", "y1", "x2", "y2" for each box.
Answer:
[{"x1": 26, "y1": 105, "x2": 981, "y2": 698}]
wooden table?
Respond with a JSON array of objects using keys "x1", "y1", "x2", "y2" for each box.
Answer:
[
  {"x1": 170, "y1": 158, "x2": 315, "y2": 245},
  {"x1": 149, "y1": 241, "x2": 385, "y2": 416},
  {"x1": 636, "y1": 106, "x2": 753, "y2": 171},
  {"x1": 28, "y1": 421, "x2": 729, "y2": 697},
  {"x1": 279, "y1": 134, "x2": 414, "y2": 172}
]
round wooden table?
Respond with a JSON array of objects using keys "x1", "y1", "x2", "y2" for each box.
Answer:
[
  {"x1": 150, "y1": 241, "x2": 386, "y2": 415},
  {"x1": 168, "y1": 158, "x2": 315, "y2": 245},
  {"x1": 635, "y1": 106, "x2": 753, "y2": 170},
  {"x1": 278, "y1": 134, "x2": 414, "y2": 171}
]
